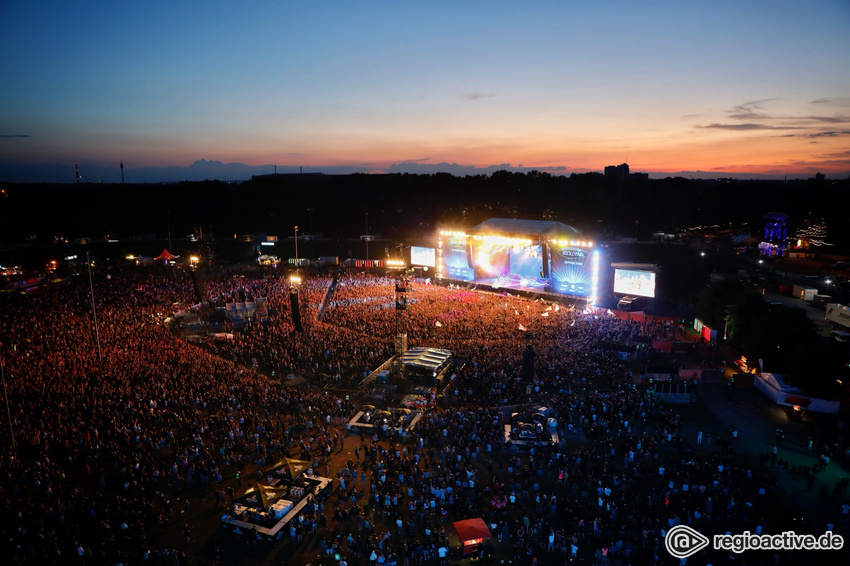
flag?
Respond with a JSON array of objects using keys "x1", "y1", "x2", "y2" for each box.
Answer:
[
  {"x1": 515, "y1": 310, "x2": 519, "y2": 316},
  {"x1": 546, "y1": 306, "x2": 553, "y2": 311},
  {"x1": 555, "y1": 305, "x2": 560, "y2": 312},
  {"x1": 570, "y1": 319, "x2": 575, "y2": 327},
  {"x1": 518, "y1": 323, "x2": 527, "y2": 331},
  {"x1": 541, "y1": 312, "x2": 549, "y2": 317},
  {"x1": 435, "y1": 321, "x2": 443, "y2": 327}
]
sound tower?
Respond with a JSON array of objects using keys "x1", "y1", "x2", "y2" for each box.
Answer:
[
  {"x1": 189, "y1": 267, "x2": 204, "y2": 304},
  {"x1": 522, "y1": 345, "x2": 535, "y2": 381},
  {"x1": 394, "y1": 261, "x2": 410, "y2": 352},
  {"x1": 395, "y1": 333, "x2": 407, "y2": 354},
  {"x1": 289, "y1": 289, "x2": 303, "y2": 332}
]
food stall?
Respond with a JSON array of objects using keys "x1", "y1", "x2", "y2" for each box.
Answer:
[{"x1": 453, "y1": 518, "x2": 492, "y2": 556}]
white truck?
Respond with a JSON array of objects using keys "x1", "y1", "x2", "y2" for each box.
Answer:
[
  {"x1": 825, "y1": 303, "x2": 850, "y2": 329},
  {"x1": 792, "y1": 284, "x2": 818, "y2": 301}
]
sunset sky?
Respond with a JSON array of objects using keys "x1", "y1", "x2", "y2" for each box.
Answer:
[{"x1": 2, "y1": 0, "x2": 849, "y2": 182}]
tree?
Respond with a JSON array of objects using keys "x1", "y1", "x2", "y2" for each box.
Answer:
[{"x1": 697, "y1": 279, "x2": 748, "y2": 329}]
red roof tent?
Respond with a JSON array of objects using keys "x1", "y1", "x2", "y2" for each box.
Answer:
[
  {"x1": 453, "y1": 518, "x2": 492, "y2": 543},
  {"x1": 154, "y1": 249, "x2": 179, "y2": 261}
]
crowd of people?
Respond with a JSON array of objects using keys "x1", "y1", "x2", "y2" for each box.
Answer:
[{"x1": 0, "y1": 267, "x2": 845, "y2": 564}]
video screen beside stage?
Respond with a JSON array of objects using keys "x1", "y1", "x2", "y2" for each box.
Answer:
[
  {"x1": 613, "y1": 268, "x2": 656, "y2": 298},
  {"x1": 410, "y1": 246, "x2": 436, "y2": 267},
  {"x1": 440, "y1": 235, "x2": 475, "y2": 281},
  {"x1": 549, "y1": 245, "x2": 594, "y2": 297}
]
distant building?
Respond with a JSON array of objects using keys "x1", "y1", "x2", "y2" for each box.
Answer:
[
  {"x1": 604, "y1": 163, "x2": 648, "y2": 181},
  {"x1": 604, "y1": 163, "x2": 630, "y2": 180}
]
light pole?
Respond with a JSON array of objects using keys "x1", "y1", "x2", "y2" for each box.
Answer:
[
  {"x1": 360, "y1": 215, "x2": 374, "y2": 274},
  {"x1": 0, "y1": 359, "x2": 15, "y2": 457},
  {"x1": 87, "y1": 251, "x2": 103, "y2": 364},
  {"x1": 294, "y1": 225, "x2": 299, "y2": 267}
]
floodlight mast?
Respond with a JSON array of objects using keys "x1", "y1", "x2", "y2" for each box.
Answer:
[
  {"x1": 0, "y1": 360, "x2": 15, "y2": 457},
  {"x1": 87, "y1": 251, "x2": 103, "y2": 364},
  {"x1": 294, "y1": 226, "x2": 299, "y2": 266}
]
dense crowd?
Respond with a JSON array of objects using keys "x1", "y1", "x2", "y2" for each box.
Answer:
[{"x1": 0, "y1": 268, "x2": 843, "y2": 565}]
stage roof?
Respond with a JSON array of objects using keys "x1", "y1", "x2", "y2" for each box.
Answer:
[{"x1": 468, "y1": 218, "x2": 582, "y2": 239}]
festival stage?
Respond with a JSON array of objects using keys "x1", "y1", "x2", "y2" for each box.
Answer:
[{"x1": 435, "y1": 218, "x2": 600, "y2": 303}]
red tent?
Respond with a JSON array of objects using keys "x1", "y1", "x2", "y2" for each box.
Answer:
[
  {"x1": 154, "y1": 249, "x2": 179, "y2": 262},
  {"x1": 453, "y1": 518, "x2": 491, "y2": 555}
]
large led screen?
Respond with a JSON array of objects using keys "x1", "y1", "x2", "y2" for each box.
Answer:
[
  {"x1": 465, "y1": 242, "x2": 547, "y2": 290},
  {"x1": 472, "y1": 242, "x2": 510, "y2": 277},
  {"x1": 441, "y1": 236, "x2": 474, "y2": 281},
  {"x1": 410, "y1": 246, "x2": 436, "y2": 267},
  {"x1": 550, "y1": 246, "x2": 593, "y2": 297},
  {"x1": 613, "y1": 269, "x2": 656, "y2": 298},
  {"x1": 510, "y1": 245, "x2": 544, "y2": 282}
]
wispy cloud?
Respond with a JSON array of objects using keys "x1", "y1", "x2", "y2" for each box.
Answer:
[
  {"x1": 695, "y1": 99, "x2": 850, "y2": 136},
  {"x1": 464, "y1": 92, "x2": 495, "y2": 100},
  {"x1": 697, "y1": 123, "x2": 799, "y2": 131},
  {"x1": 727, "y1": 99, "x2": 779, "y2": 121},
  {"x1": 811, "y1": 97, "x2": 850, "y2": 106},
  {"x1": 803, "y1": 130, "x2": 850, "y2": 138},
  {"x1": 798, "y1": 115, "x2": 850, "y2": 124},
  {"x1": 820, "y1": 149, "x2": 850, "y2": 159},
  {"x1": 0, "y1": 134, "x2": 30, "y2": 139}
]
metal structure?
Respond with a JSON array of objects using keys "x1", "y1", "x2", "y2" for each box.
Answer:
[{"x1": 392, "y1": 243, "x2": 411, "y2": 354}]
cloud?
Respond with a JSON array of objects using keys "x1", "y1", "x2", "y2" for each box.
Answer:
[
  {"x1": 0, "y1": 134, "x2": 30, "y2": 139},
  {"x1": 387, "y1": 161, "x2": 567, "y2": 176},
  {"x1": 727, "y1": 99, "x2": 779, "y2": 120},
  {"x1": 696, "y1": 123, "x2": 798, "y2": 131},
  {"x1": 811, "y1": 97, "x2": 850, "y2": 106},
  {"x1": 464, "y1": 92, "x2": 495, "y2": 100},
  {"x1": 696, "y1": 98, "x2": 850, "y2": 135},
  {"x1": 804, "y1": 130, "x2": 850, "y2": 138},
  {"x1": 820, "y1": 149, "x2": 850, "y2": 159},
  {"x1": 799, "y1": 115, "x2": 850, "y2": 124}
]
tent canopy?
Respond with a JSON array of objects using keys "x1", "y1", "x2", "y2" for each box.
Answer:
[
  {"x1": 401, "y1": 347, "x2": 452, "y2": 371},
  {"x1": 154, "y1": 249, "x2": 179, "y2": 261},
  {"x1": 265, "y1": 457, "x2": 311, "y2": 480},
  {"x1": 453, "y1": 518, "x2": 492, "y2": 542},
  {"x1": 252, "y1": 482, "x2": 288, "y2": 508}
]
